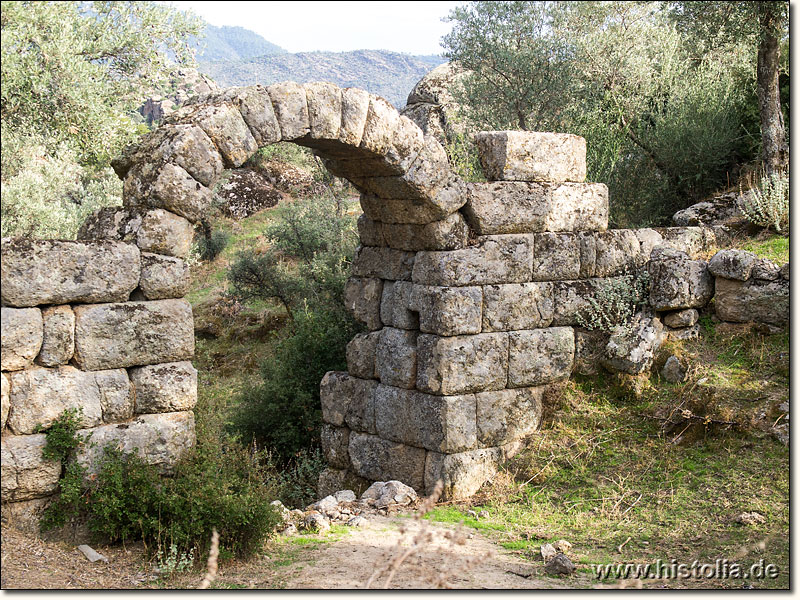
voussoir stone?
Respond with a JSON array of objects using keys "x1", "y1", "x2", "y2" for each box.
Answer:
[
  {"x1": 136, "y1": 209, "x2": 194, "y2": 258},
  {"x1": 482, "y1": 282, "x2": 554, "y2": 332},
  {"x1": 1, "y1": 307, "x2": 43, "y2": 371},
  {"x1": 648, "y1": 247, "x2": 713, "y2": 311},
  {"x1": 6, "y1": 366, "x2": 109, "y2": 434},
  {"x1": 150, "y1": 162, "x2": 213, "y2": 223},
  {"x1": 474, "y1": 131, "x2": 586, "y2": 183},
  {"x1": 130, "y1": 361, "x2": 197, "y2": 414},
  {"x1": 412, "y1": 234, "x2": 533, "y2": 286},
  {"x1": 268, "y1": 81, "x2": 310, "y2": 140},
  {"x1": 139, "y1": 253, "x2": 191, "y2": 300},
  {"x1": 1, "y1": 239, "x2": 140, "y2": 307},
  {"x1": 507, "y1": 327, "x2": 575, "y2": 387},
  {"x1": 375, "y1": 328, "x2": 418, "y2": 389},
  {"x1": 417, "y1": 332, "x2": 509, "y2": 395},
  {"x1": 179, "y1": 102, "x2": 257, "y2": 168},
  {"x1": 348, "y1": 432, "x2": 426, "y2": 491},
  {"x1": 343, "y1": 277, "x2": 383, "y2": 330},
  {"x1": 77, "y1": 411, "x2": 195, "y2": 476},
  {"x1": 476, "y1": 386, "x2": 544, "y2": 447},
  {"x1": 374, "y1": 385, "x2": 477, "y2": 453},
  {"x1": 223, "y1": 85, "x2": 281, "y2": 146},
  {"x1": 37, "y1": 306, "x2": 75, "y2": 367},
  {"x1": 305, "y1": 81, "x2": 342, "y2": 140},
  {"x1": 411, "y1": 285, "x2": 483, "y2": 336},
  {"x1": 1, "y1": 434, "x2": 61, "y2": 502},
  {"x1": 73, "y1": 299, "x2": 194, "y2": 371},
  {"x1": 708, "y1": 249, "x2": 757, "y2": 281}
]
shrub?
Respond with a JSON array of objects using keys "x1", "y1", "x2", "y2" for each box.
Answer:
[
  {"x1": 740, "y1": 167, "x2": 789, "y2": 232},
  {"x1": 274, "y1": 448, "x2": 328, "y2": 509},
  {"x1": 576, "y1": 271, "x2": 651, "y2": 333},
  {"x1": 197, "y1": 229, "x2": 229, "y2": 262}
]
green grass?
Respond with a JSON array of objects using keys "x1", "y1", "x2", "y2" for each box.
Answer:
[{"x1": 740, "y1": 234, "x2": 789, "y2": 264}]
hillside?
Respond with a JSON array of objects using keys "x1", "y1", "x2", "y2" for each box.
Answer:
[
  {"x1": 199, "y1": 50, "x2": 444, "y2": 108},
  {"x1": 196, "y1": 25, "x2": 287, "y2": 61}
]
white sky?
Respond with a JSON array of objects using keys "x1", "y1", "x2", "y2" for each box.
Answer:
[{"x1": 165, "y1": 1, "x2": 465, "y2": 55}]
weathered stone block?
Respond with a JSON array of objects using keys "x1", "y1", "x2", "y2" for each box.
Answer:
[
  {"x1": 339, "y1": 87, "x2": 371, "y2": 147},
  {"x1": 463, "y1": 182, "x2": 549, "y2": 234},
  {"x1": 590, "y1": 230, "x2": 645, "y2": 278},
  {"x1": 601, "y1": 312, "x2": 665, "y2": 375},
  {"x1": 1, "y1": 239, "x2": 140, "y2": 307},
  {"x1": 508, "y1": 327, "x2": 575, "y2": 387},
  {"x1": 476, "y1": 387, "x2": 544, "y2": 447},
  {"x1": 424, "y1": 447, "x2": 502, "y2": 500},
  {"x1": 139, "y1": 253, "x2": 191, "y2": 300},
  {"x1": 474, "y1": 131, "x2": 586, "y2": 183},
  {"x1": 1, "y1": 307, "x2": 43, "y2": 371},
  {"x1": 154, "y1": 124, "x2": 225, "y2": 188},
  {"x1": 0, "y1": 497, "x2": 52, "y2": 534},
  {"x1": 382, "y1": 212, "x2": 469, "y2": 251},
  {"x1": 150, "y1": 162, "x2": 213, "y2": 223},
  {"x1": 708, "y1": 249, "x2": 757, "y2": 281},
  {"x1": 357, "y1": 214, "x2": 386, "y2": 247},
  {"x1": 360, "y1": 95, "x2": 401, "y2": 155},
  {"x1": 417, "y1": 333, "x2": 509, "y2": 395},
  {"x1": 663, "y1": 308, "x2": 699, "y2": 329},
  {"x1": 94, "y1": 369, "x2": 134, "y2": 423},
  {"x1": 648, "y1": 248, "x2": 713, "y2": 311},
  {"x1": 77, "y1": 411, "x2": 195, "y2": 476},
  {"x1": 351, "y1": 246, "x2": 415, "y2": 281},
  {"x1": 268, "y1": 81, "x2": 310, "y2": 140},
  {"x1": 305, "y1": 81, "x2": 342, "y2": 140},
  {"x1": 130, "y1": 361, "x2": 197, "y2": 414},
  {"x1": 348, "y1": 432, "x2": 426, "y2": 491},
  {"x1": 751, "y1": 258, "x2": 780, "y2": 281},
  {"x1": 374, "y1": 385, "x2": 477, "y2": 453},
  {"x1": 320, "y1": 372, "x2": 378, "y2": 434},
  {"x1": 375, "y1": 328, "x2": 418, "y2": 389},
  {"x1": 1, "y1": 373, "x2": 9, "y2": 430},
  {"x1": 317, "y1": 467, "x2": 371, "y2": 499},
  {"x1": 573, "y1": 328, "x2": 610, "y2": 376},
  {"x1": 551, "y1": 277, "x2": 633, "y2": 327},
  {"x1": 654, "y1": 226, "x2": 715, "y2": 259},
  {"x1": 188, "y1": 103, "x2": 258, "y2": 167},
  {"x1": 225, "y1": 85, "x2": 281, "y2": 146},
  {"x1": 411, "y1": 285, "x2": 482, "y2": 336},
  {"x1": 380, "y1": 281, "x2": 418, "y2": 330},
  {"x1": 6, "y1": 366, "x2": 105, "y2": 434},
  {"x1": 37, "y1": 306, "x2": 75, "y2": 367},
  {"x1": 482, "y1": 282, "x2": 553, "y2": 332},
  {"x1": 73, "y1": 299, "x2": 194, "y2": 371},
  {"x1": 714, "y1": 277, "x2": 789, "y2": 327},
  {"x1": 77, "y1": 207, "x2": 143, "y2": 243},
  {"x1": 343, "y1": 277, "x2": 383, "y2": 330},
  {"x1": 1, "y1": 434, "x2": 61, "y2": 502},
  {"x1": 321, "y1": 423, "x2": 350, "y2": 469},
  {"x1": 359, "y1": 193, "x2": 453, "y2": 225},
  {"x1": 532, "y1": 233, "x2": 581, "y2": 281},
  {"x1": 385, "y1": 115, "x2": 426, "y2": 171},
  {"x1": 545, "y1": 183, "x2": 608, "y2": 232},
  {"x1": 412, "y1": 234, "x2": 533, "y2": 286},
  {"x1": 346, "y1": 331, "x2": 381, "y2": 379},
  {"x1": 137, "y1": 209, "x2": 194, "y2": 258}
]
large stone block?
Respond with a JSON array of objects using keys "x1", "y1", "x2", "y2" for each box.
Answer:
[
  {"x1": 321, "y1": 423, "x2": 350, "y2": 469},
  {"x1": 551, "y1": 277, "x2": 631, "y2": 327},
  {"x1": 360, "y1": 95, "x2": 401, "y2": 155},
  {"x1": 474, "y1": 131, "x2": 586, "y2": 183},
  {"x1": 77, "y1": 207, "x2": 143, "y2": 243},
  {"x1": 357, "y1": 214, "x2": 386, "y2": 247},
  {"x1": 411, "y1": 285, "x2": 482, "y2": 336},
  {"x1": 482, "y1": 282, "x2": 553, "y2": 332},
  {"x1": 545, "y1": 183, "x2": 609, "y2": 232},
  {"x1": 374, "y1": 385, "x2": 477, "y2": 453},
  {"x1": 183, "y1": 103, "x2": 258, "y2": 167},
  {"x1": 150, "y1": 162, "x2": 213, "y2": 223},
  {"x1": 417, "y1": 333, "x2": 509, "y2": 395},
  {"x1": 508, "y1": 327, "x2": 575, "y2": 387},
  {"x1": 375, "y1": 328, "x2": 418, "y2": 389},
  {"x1": 94, "y1": 369, "x2": 134, "y2": 423},
  {"x1": 1, "y1": 307, "x2": 43, "y2": 371},
  {"x1": 463, "y1": 182, "x2": 549, "y2": 234},
  {"x1": 73, "y1": 299, "x2": 194, "y2": 371},
  {"x1": 139, "y1": 253, "x2": 191, "y2": 300},
  {"x1": 412, "y1": 234, "x2": 533, "y2": 286},
  {"x1": 587, "y1": 229, "x2": 646, "y2": 278},
  {"x1": 648, "y1": 248, "x2": 713, "y2": 311},
  {"x1": 601, "y1": 312, "x2": 665, "y2": 375},
  {"x1": 77, "y1": 411, "x2": 195, "y2": 476},
  {"x1": 339, "y1": 87, "x2": 371, "y2": 147},
  {"x1": 6, "y1": 366, "x2": 109, "y2": 434},
  {"x1": 348, "y1": 432, "x2": 426, "y2": 491},
  {"x1": 654, "y1": 226, "x2": 715, "y2": 259},
  {"x1": 714, "y1": 277, "x2": 789, "y2": 327},
  {"x1": 320, "y1": 372, "x2": 378, "y2": 434},
  {"x1": 424, "y1": 447, "x2": 502, "y2": 500},
  {"x1": 268, "y1": 81, "x2": 311, "y2": 140},
  {"x1": 130, "y1": 361, "x2": 197, "y2": 414},
  {"x1": 359, "y1": 193, "x2": 455, "y2": 225},
  {"x1": 36, "y1": 306, "x2": 75, "y2": 367},
  {"x1": 663, "y1": 308, "x2": 699, "y2": 329},
  {"x1": 304, "y1": 81, "x2": 342, "y2": 140},
  {"x1": 351, "y1": 246, "x2": 415, "y2": 281},
  {"x1": 346, "y1": 331, "x2": 381, "y2": 380},
  {"x1": 1, "y1": 239, "x2": 140, "y2": 307},
  {"x1": 136, "y1": 209, "x2": 194, "y2": 258},
  {"x1": 476, "y1": 387, "x2": 544, "y2": 447},
  {"x1": 380, "y1": 281, "x2": 419, "y2": 330},
  {"x1": 708, "y1": 249, "x2": 758, "y2": 281},
  {"x1": 1, "y1": 434, "x2": 61, "y2": 502},
  {"x1": 381, "y1": 212, "x2": 469, "y2": 251},
  {"x1": 343, "y1": 277, "x2": 383, "y2": 331},
  {"x1": 140, "y1": 124, "x2": 224, "y2": 188},
  {"x1": 532, "y1": 233, "x2": 581, "y2": 281},
  {"x1": 225, "y1": 85, "x2": 281, "y2": 146}
]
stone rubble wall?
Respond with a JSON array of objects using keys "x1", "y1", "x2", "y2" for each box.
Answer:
[{"x1": 1, "y1": 238, "x2": 197, "y2": 526}]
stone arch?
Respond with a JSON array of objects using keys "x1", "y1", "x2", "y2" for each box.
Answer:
[{"x1": 111, "y1": 81, "x2": 466, "y2": 228}]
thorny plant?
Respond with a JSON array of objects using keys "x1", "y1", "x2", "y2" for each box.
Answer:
[{"x1": 364, "y1": 481, "x2": 493, "y2": 589}]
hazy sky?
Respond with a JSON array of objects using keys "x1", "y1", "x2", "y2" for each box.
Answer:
[{"x1": 166, "y1": 1, "x2": 465, "y2": 55}]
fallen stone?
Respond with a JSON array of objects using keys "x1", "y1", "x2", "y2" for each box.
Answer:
[
  {"x1": 667, "y1": 324, "x2": 701, "y2": 341},
  {"x1": 139, "y1": 253, "x2": 191, "y2": 300},
  {"x1": 334, "y1": 489, "x2": 357, "y2": 503},
  {"x1": 601, "y1": 313, "x2": 665, "y2": 375},
  {"x1": 360, "y1": 480, "x2": 418, "y2": 507},
  {"x1": 672, "y1": 193, "x2": 741, "y2": 227},
  {"x1": 303, "y1": 512, "x2": 330, "y2": 533},
  {"x1": 735, "y1": 512, "x2": 766, "y2": 526},
  {"x1": 545, "y1": 553, "x2": 576, "y2": 575},
  {"x1": 78, "y1": 545, "x2": 109, "y2": 564},
  {"x1": 751, "y1": 258, "x2": 781, "y2": 281},
  {"x1": 129, "y1": 361, "x2": 197, "y2": 413},
  {"x1": 347, "y1": 516, "x2": 368, "y2": 528},
  {"x1": 661, "y1": 356, "x2": 687, "y2": 383},
  {"x1": 540, "y1": 543, "x2": 557, "y2": 562},
  {"x1": 478, "y1": 510, "x2": 490, "y2": 519},
  {"x1": 36, "y1": 306, "x2": 75, "y2": 367},
  {"x1": 317, "y1": 467, "x2": 371, "y2": 499},
  {"x1": 1, "y1": 239, "x2": 140, "y2": 307},
  {"x1": 474, "y1": 131, "x2": 586, "y2": 183},
  {"x1": 554, "y1": 540, "x2": 572, "y2": 554},
  {"x1": 663, "y1": 308, "x2": 699, "y2": 329},
  {"x1": 73, "y1": 300, "x2": 195, "y2": 370},
  {"x1": 1, "y1": 307, "x2": 43, "y2": 371}
]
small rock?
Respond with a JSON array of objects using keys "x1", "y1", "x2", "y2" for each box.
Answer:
[
  {"x1": 280, "y1": 523, "x2": 298, "y2": 536},
  {"x1": 270, "y1": 500, "x2": 292, "y2": 521},
  {"x1": 553, "y1": 539, "x2": 572, "y2": 554},
  {"x1": 545, "y1": 553, "x2": 575, "y2": 575},
  {"x1": 540, "y1": 543, "x2": 557, "y2": 562},
  {"x1": 467, "y1": 510, "x2": 478, "y2": 519},
  {"x1": 735, "y1": 512, "x2": 766, "y2": 526},
  {"x1": 303, "y1": 512, "x2": 330, "y2": 533},
  {"x1": 334, "y1": 489, "x2": 357, "y2": 503},
  {"x1": 667, "y1": 324, "x2": 701, "y2": 341},
  {"x1": 661, "y1": 356, "x2": 687, "y2": 383},
  {"x1": 77, "y1": 544, "x2": 108, "y2": 564},
  {"x1": 347, "y1": 516, "x2": 368, "y2": 528},
  {"x1": 478, "y1": 510, "x2": 490, "y2": 519},
  {"x1": 312, "y1": 495, "x2": 339, "y2": 514}
]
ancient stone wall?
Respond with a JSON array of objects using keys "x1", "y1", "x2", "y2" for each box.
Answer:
[{"x1": 1, "y1": 238, "x2": 196, "y2": 526}]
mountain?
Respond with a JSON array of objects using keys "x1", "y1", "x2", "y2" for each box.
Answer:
[
  {"x1": 199, "y1": 50, "x2": 444, "y2": 108},
  {"x1": 197, "y1": 25, "x2": 287, "y2": 61}
]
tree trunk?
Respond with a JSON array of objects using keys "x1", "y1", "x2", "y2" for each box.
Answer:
[{"x1": 757, "y1": 3, "x2": 787, "y2": 174}]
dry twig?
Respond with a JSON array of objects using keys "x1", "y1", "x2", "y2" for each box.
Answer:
[{"x1": 197, "y1": 529, "x2": 219, "y2": 590}]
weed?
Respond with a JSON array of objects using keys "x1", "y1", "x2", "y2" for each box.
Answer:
[
  {"x1": 740, "y1": 167, "x2": 789, "y2": 232},
  {"x1": 576, "y1": 271, "x2": 650, "y2": 333},
  {"x1": 197, "y1": 229, "x2": 229, "y2": 262}
]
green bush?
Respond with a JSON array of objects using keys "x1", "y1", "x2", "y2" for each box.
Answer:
[
  {"x1": 197, "y1": 229, "x2": 230, "y2": 261},
  {"x1": 740, "y1": 167, "x2": 789, "y2": 232}
]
